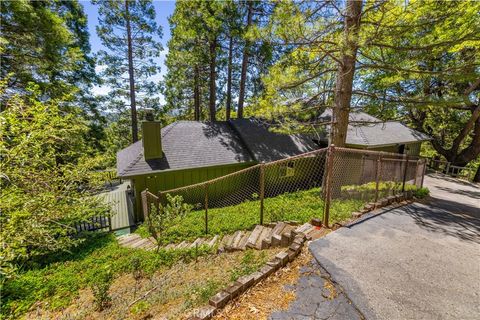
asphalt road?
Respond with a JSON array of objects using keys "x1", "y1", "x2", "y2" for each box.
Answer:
[{"x1": 308, "y1": 174, "x2": 480, "y2": 320}]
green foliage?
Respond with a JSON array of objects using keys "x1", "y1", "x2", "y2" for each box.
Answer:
[
  {"x1": 163, "y1": 0, "x2": 277, "y2": 120},
  {"x1": 88, "y1": 266, "x2": 113, "y2": 311},
  {"x1": 413, "y1": 187, "x2": 430, "y2": 199},
  {"x1": 187, "y1": 279, "x2": 222, "y2": 307},
  {"x1": 1, "y1": 233, "x2": 215, "y2": 318},
  {"x1": 130, "y1": 300, "x2": 151, "y2": 315},
  {"x1": 229, "y1": 250, "x2": 268, "y2": 282},
  {"x1": 94, "y1": 0, "x2": 163, "y2": 120},
  {"x1": 0, "y1": 85, "x2": 109, "y2": 279},
  {"x1": 145, "y1": 194, "x2": 193, "y2": 250},
  {"x1": 137, "y1": 187, "x2": 364, "y2": 244},
  {"x1": 0, "y1": 0, "x2": 103, "y2": 149},
  {"x1": 0, "y1": 0, "x2": 94, "y2": 100}
]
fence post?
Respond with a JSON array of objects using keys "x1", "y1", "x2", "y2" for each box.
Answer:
[
  {"x1": 401, "y1": 154, "x2": 409, "y2": 193},
  {"x1": 323, "y1": 144, "x2": 335, "y2": 228},
  {"x1": 259, "y1": 163, "x2": 265, "y2": 225},
  {"x1": 374, "y1": 155, "x2": 382, "y2": 203},
  {"x1": 413, "y1": 159, "x2": 420, "y2": 187},
  {"x1": 141, "y1": 189, "x2": 149, "y2": 220},
  {"x1": 445, "y1": 162, "x2": 451, "y2": 175},
  {"x1": 420, "y1": 159, "x2": 427, "y2": 187},
  {"x1": 204, "y1": 184, "x2": 209, "y2": 235}
]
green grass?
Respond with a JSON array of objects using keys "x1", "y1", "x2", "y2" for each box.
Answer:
[
  {"x1": 137, "y1": 183, "x2": 429, "y2": 244},
  {"x1": 137, "y1": 187, "x2": 365, "y2": 244},
  {"x1": 1, "y1": 233, "x2": 214, "y2": 319}
]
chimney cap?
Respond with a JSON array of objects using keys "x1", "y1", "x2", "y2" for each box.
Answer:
[{"x1": 142, "y1": 108, "x2": 155, "y2": 121}]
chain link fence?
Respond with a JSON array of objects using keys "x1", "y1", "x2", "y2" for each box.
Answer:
[{"x1": 141, "y1": 145, "x2": 427, "y2": 236}]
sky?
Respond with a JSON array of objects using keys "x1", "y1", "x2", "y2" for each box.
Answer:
[{"x1": 81, "y1": 0, "x2": 176, "y2": 101}]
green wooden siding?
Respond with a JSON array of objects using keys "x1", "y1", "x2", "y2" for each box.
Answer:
[
  {"x1": 132, "y1": 162, "x2": 254, "y2": 219},
  {"x1": 347, "y1": 142, "x2": 423, "y2": 156}
]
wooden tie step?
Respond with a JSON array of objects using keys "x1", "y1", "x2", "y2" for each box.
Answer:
[{"x1": 118, "y1": 221, "x2": 323, "y2": 253}]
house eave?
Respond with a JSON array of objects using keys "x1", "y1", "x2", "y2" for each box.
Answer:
[
  {"x1": 118, "y1": 160, "x2": 258, "y2": 179},
  {"x1": 346, "y1": 140, "x2": 429, "y2": 150}
]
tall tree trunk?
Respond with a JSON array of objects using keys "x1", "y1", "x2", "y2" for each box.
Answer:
[
  {"x1": 208, "y1": 37, "x2": 217, "y2": 122},
  {"x1": 331, "y1": 0, "x2": 363, "y2": 147},
  {"x1": 125, "y1": 0, "x2": 138, "y2": 143},
  {"x1": 237, "y1": 1, "x2": 253, "y2": 119},
  {"x1": 194, "y1": 65, "x2": 200, "y2": 121},
  {"x1": 226, "y1": 36, "x2": 233, "y2": 121}
]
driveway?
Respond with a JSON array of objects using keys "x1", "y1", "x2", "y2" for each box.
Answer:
[{"x1": 275, "y1": 174, "x2": 480, "y2": 320}]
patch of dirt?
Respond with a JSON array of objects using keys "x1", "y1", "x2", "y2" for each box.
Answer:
[
  {"x1": 213, "y1": 247, "x2": 313, "y2": 320},
  {"x1": 25, "y1": 249, "x2": 282, "y2": 320}
]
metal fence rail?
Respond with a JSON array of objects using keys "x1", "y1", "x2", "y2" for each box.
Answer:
[{"x1": 141, "y1": 145, "x2": 427, "y2": 234}]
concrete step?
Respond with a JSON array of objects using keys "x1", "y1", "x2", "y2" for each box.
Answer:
[
  {"x1": 118, "y1": 234, "x2": 142, "y2": 246},
  {"x1": 271, "y1": 222, "x2": 287, "y2": 236},
  {"x1": 232, "y1": 231, "x2": 245, "y2": 250},
  {"x1": 257, "y1": 226, "x2": 273, "y2": 250},
  {"x1": 176, "y1": 240, "x2": 189, "y2": 249},
  {"x1": 207, "y1": 235, "x2": 219, "y2": 247},
  {"x1": 238, "y1": 231, "x2": 251, "y2": 250},
  {"x1": 294, "y1": 223, "x2": 313, "y2": 235},
  {"x1": 220, "y1": 234, "x2": 234, "y2": 250},
  {"x1": 164, "y1": 243, "x2": 176, "y2": 250},
  {"x1": 303, "y1": 225, "x2": 317, "y2": 239},
  {"x1": 189, "y1": 237, "x2": 203, "y2": 249},
  {"x1": 246, "y1": 225, "x2": 264, "y2": 249},
  {"x1": 262, "y1": 226, "x2": 276, "y2": 248},
  {"x1": 281, "y1": 225, "x2": 295, "y2": 246}
]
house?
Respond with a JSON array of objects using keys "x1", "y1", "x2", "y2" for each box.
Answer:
[
  {"x1": 117, "y1": 116, "x2": 319, "y2": 218},
  {"x1": 117, "y1": 111, "x2": 429, "y2": 219},
  {"x1": 317, "y1": 110, "x2": 430, "y2": 155}
]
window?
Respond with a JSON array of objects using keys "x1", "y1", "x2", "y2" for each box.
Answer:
[{"x1": 279, "y1": 161, "x2": 295, "y2": 178}]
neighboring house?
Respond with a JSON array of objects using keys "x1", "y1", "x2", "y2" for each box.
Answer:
[
  {"x1": 117, "y1": 111, "x2": 429, "y2": 219},
  {"x1": 317, "y1": 110, "x2": 430, "y2": 155}
]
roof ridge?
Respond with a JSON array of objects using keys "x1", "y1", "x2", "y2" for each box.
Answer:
[
  {"x1": 161, "y1": 121, "x2": 179, "y2": 138},
  {"x1": 357, "y1": 126, "x2": 370, "y2": 146},
  {"x1": 227, "y1": 119, "x2": 258, "y2": 161}
]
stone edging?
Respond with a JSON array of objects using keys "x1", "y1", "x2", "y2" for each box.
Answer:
[
  {"x1": 187, "y1": 191, "x2": 416, "y2": 319},
  {"x1": 350, "y1": 190, "x2": 415, "y2": 221},
  {"x1": 187, "y1": 232, "x2": 308, "y2": 320}
]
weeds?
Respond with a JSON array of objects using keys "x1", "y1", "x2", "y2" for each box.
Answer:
[
  {"x1": 89, "y1": 266, "x2": 113, "y2": 311},
  {"x1": 230, "y1": 250, "x2": 268, "y2": 282}
]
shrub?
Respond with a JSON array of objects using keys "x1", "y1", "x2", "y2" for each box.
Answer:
[
  {"x1": 145, "y1": 194, "x2": 193, "y2": 251},
  {"x1": 88, "y1": 266, "x2": 113, "y2": 311},
  {"x1": 0, "y1": 85, "x2": 110, "y2": 279},
  {"x1": 413, "y1": 187, "x2": 430, "y2": 198}
]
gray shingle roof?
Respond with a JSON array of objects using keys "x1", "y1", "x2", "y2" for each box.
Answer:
[
  {"x1": 117, "y1": 121, "x2": 253, "y2": 177},
  {"x1": 346, "y1": 121, "x2": 431, "y2": 147},
  {"x1": 229, "y1": 118, "x2": 320, "y2": 162},
  {"x1": 318, "y1": 110, "x2": 430, "y2": 147}
]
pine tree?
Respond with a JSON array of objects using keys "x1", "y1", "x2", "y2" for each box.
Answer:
[
  {"x1": 94, "y1": 0, "x2": 163, "y2": 143},
  {"x1": 163, "y1": 0, "x2": 226, "y2": 122},
  {"x1": 0, "y1": 0, "x2": 94, "y2": 103}
]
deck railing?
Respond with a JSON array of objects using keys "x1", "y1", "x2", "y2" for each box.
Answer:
[{"x1": 425, "y1": 158, "x2": 475, "y2": 181}]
